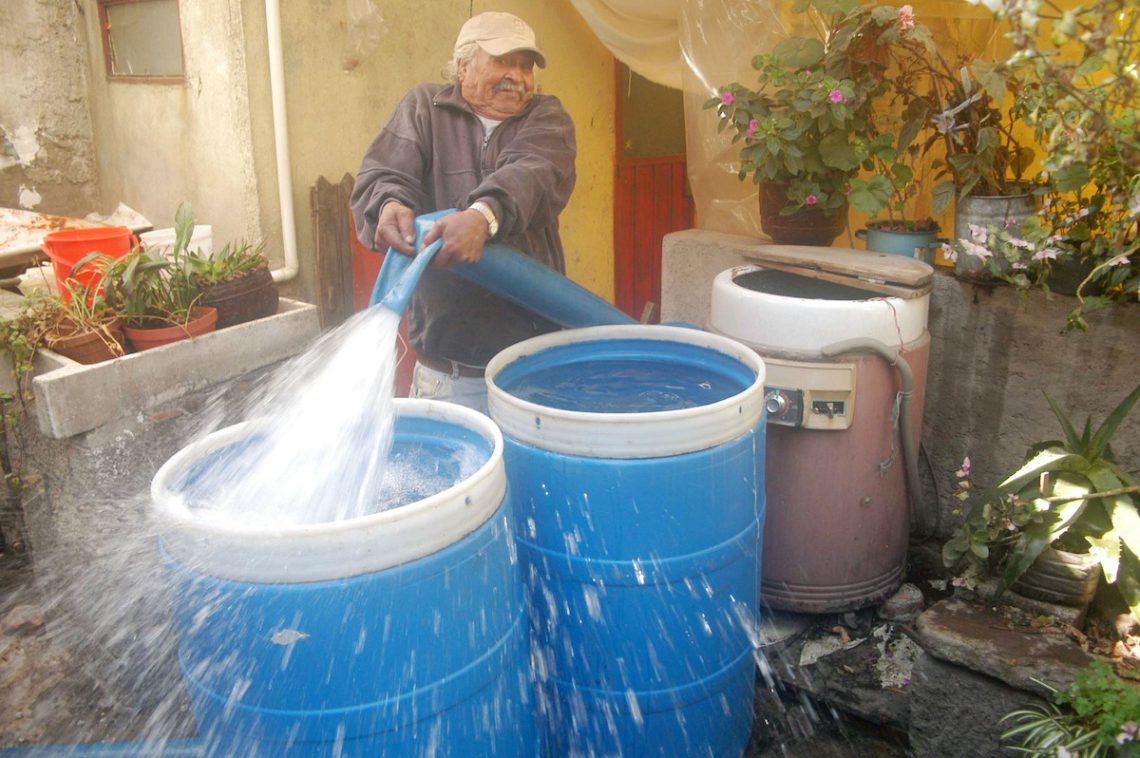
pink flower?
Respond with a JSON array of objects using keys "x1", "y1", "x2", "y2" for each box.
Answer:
[
  {"x1": 828, "y1": 89, "x2": 844, "y2": 103},
  {"x1": 968, "y1": 223, "x2": 988, "y2": 243},
  {"x1": 959, "y1": 238, "x2": 993, "y2": 260},
  {"x1": 941, "y1": 242, "x2": 957, "y2": 263},
  {"x1": 1109, "y1": 254, "x2": 1130, "y2": 267},
  {"x1": 1117, "y1": 721, "x2": 1138, "y2": 745},
  {"x1": 897, "y1": 5, "x2": 915, "y2": 32},
  {"x1": 804, "y1": 194, "x2": 818, "y2": 205},
  {"x1": 746, "y1": 118, "x2": 758, "y2": 140},
  {"x1": 720, "y1": 92, "x2": 734, "y2": 105},
  {"x1": 1032, "y1": 247, "x2": 1059, "y2": 262},
  {"x1": 955, "y1": 456, "x2": 971, "y2": 478}
]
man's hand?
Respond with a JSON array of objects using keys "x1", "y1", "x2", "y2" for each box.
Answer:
[
  {"x1": 374, "y1": 201, "x2": 416, "y2": 255},
  {"x1": 421, "y1": 209, "x2": 490, "y2": 267}
]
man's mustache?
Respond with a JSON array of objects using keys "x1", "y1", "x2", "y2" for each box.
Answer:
[{"x1": 494, "y1": 81, "x2": 529, "y2": 96}]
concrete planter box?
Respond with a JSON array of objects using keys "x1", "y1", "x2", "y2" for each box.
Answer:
[{"x1": 28, "y1": 298, "x2": 320, "y2": 439}]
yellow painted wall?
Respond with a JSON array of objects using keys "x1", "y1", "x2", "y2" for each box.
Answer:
[{"x1": 243, "y1": 0, "x2": 615, "y2": 303}]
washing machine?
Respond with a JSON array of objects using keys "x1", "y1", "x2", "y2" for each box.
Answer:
[{"x1": 710, "y1": 245, "x2": 933, "y2": 613}]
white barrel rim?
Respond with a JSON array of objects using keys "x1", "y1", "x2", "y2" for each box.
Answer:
[
  {"x1": 486, "y1": 325, "x2": 766, "y2": 459},
  {"x1": 150, "y1": 398, "x2": 506, "y2": 583}
]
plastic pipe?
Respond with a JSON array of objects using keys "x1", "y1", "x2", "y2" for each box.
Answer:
[
  {"x1": 264, "y1": 0, "x2": 300, "y2": 283},
  {"x1": 454, "y1": 244, "x2": 636, "y2": 328},
  {"x1": 820, "y1": 338, "x2": 930, "y2": 539},
  {"x1": 370, "y1": 210, "x2": 636, "y2": 328}
]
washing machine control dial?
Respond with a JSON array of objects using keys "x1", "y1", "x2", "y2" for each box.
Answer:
[{"x1": 763, "y1": 387, "x2": 804, "y2": 427}]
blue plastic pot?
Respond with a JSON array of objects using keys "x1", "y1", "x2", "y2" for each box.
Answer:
[{"x1": 856, "y1": 224, "x2": 945, "y2": 263}]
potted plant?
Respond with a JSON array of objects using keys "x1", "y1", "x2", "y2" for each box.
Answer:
[
  {"x1": 943, "y1": 381, "x2": 1140, "y2": 624},
  {"x1": 42, "y1": 281, "x2": 126, "y2": 364},
  {"x1": 895, "y1": 16, "x2": 1037, "y2": 280},
  {"x1": 0, "y1": 286, "x2": 125, "y2": 383},
  {"x1": 706, "y1": 0, "x2": 932, "y2": 246},
  {"x1": 966, "y1": 0, "x2": 1138, "y2": 328},
  {"x1": 183, "y1": 238, "x2": 278, "y2": 329}
]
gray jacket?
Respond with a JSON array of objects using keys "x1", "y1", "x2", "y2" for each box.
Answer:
[{"x1": 351, "y1": 83, "x2": 577, "y2": 367}]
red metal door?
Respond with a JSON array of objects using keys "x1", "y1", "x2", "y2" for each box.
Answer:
[{"x1": 612, "y1": 63, "x2": 693, "y2": 322}]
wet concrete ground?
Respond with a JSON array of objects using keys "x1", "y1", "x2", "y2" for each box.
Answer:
[{"x1": 1, "y1": 550, "x2": 906, "y2": 756}]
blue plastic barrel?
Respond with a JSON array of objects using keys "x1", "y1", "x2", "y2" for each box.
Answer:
[
  {"x1": 150, "y1": 399, "x2": 536, "y2": 757},
  {"x1": 486, "y1": 325, "x2": 766, "y2": 756}
]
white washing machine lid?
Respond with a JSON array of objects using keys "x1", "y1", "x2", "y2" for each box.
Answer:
[{"x1": 742, "y1": 244, "x2": 933, "y2": 298}]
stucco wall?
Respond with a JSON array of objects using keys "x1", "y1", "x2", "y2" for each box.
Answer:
[
  {"x1": 0, "y1": 0, "x2": 99, "y2": 219},
  {"x1": 241, "y1": 0, "x2": 615, "y2": 303}
]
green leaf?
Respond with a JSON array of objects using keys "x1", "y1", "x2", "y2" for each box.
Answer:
[
  {"x1": 1074, "y1": 53, "x2": 1104, "y2": 79},
  {"x1": 848, "y1": 176, "x2": 893, "y2": 215},
  {"x1": 931, "y1": 181, "x2": 956, "y2": 216},
  {"x1": 818, "y1": 132, "x2": 860, "y2": 171},
  {"x1": 1103, "y1": 493, "x2": 1140, "y2": 564},
  {"x1": 970, "y1": 60, "x2": 1007, "y2": 103},
  {"x1": 1116, "y1": 546, "x2": 1140, "y2": 625},
  {"x1": 1088, "y1": 381, "x2": 1140, "y2": 461},
  {"x1": 1052, "y1": 163, "x2": 1090, "y2": 193},
  {"x1": 773, "y1": 38, "x2": 825, "y2": 70},
  {"x1": 1085, "y1": 532, "x2": 1120, "y2": 583},
  {"x1": 993, "y1": 448, "x2": 1087, "y2": 497},
  {"x1": 1043, "y1": 391, "x2": 1083, "y2": 452}
]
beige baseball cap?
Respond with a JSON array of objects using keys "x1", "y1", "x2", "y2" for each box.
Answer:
[{"x1": 454, "y1": 12, "x2": 546, "y2": 68}]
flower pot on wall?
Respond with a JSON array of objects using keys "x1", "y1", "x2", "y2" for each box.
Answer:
[
  {"x1": 197, "y1": 265, "x2": 279, "y2": 329},
  {"x1": 953, "y1": 193, "x2": 1034, "y2": 282},
  {"x1": 45, "y1": 320, "x2": 126, "y2": 364},
  {"x1": 856, "y1": 220, "x2": 945, "y2": 263},
  {"x1": 1010, "y1": 545, "x2": 1101, "y2": 609},
  {"x1": 124, "y1": 306, "x2": 218, "y2": 352},
  {"x1": 759, "y1": 182, "x2": 847, "y2": 246}
]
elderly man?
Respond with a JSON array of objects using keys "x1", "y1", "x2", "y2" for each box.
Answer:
[{"x1": 351, "y1": 11, "x2": 577, "y2": 413}]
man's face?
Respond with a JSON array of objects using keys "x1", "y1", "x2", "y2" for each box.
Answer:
[{"x1": 458, "y1": 48, "x2": 536, "y2": 119}]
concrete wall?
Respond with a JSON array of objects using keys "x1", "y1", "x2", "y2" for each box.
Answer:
[
  {"x1": 0, "y1": 0, "x2": 100, "y2": 218},
  {"x1": 662, "y1": 229, "x2": 1140, "y2": 540}
]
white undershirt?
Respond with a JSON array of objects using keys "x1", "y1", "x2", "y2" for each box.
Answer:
[{"x1": 478, "y1": 115, "x2": 502, "y2": 145}]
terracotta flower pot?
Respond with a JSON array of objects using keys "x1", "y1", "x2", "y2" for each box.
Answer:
[
  {"x1": 124, "y1": 306, "x2": 218, "y2": 352},
  {"x1": 45, "y1": 320, "x2": 127, "y2": 364},
  {"x1": 759, "y1": 182, "x2": 847, "y2": 246},
  {"x1": 197, "y1": 265, "x2": 279, "y2": 329}
]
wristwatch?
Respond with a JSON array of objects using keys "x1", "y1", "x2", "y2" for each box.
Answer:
[{"x1": 468, "y1": 200, "x2": 499, "y2": 238}]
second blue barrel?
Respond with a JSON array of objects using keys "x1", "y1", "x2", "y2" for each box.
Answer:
[{"x1": 486, "y1": 325, "x2": 766, "y2": 756}]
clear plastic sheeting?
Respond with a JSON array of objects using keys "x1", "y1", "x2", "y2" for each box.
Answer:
[
  {"x1": 680, "y1": 0, "x2": 807, "y2": 236},
  {"x1": 341, "y1": 0, "x2": 388, "y2": 72}
]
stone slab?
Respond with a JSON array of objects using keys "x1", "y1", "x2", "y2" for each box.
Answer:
[
  {"x1": 909, "y1": 652, "x2": 1045, "y2": 758},
  {"x1": 915, "y1": 596, "x2": 1094, "y2": 696}
]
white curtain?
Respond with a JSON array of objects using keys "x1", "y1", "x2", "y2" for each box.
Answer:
[{"x1": 567, "y1": 0, "x2": 684, "y2": 90}]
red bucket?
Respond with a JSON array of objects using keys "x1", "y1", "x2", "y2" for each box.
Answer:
[{"x1": 41, "y1": 226, "x2": 136, "y2": 302}]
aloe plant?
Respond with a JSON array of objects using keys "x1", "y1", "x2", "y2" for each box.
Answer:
[{"x1": 944, "y1": 381, "x2": 1140, "y2": 623}]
